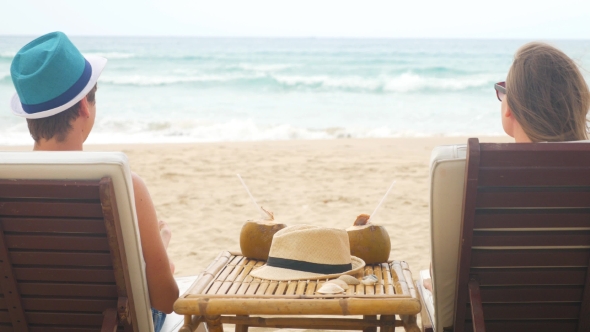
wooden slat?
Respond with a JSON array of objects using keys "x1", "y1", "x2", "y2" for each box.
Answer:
[
  {"x1": 236, "y1": 276, "x2": 252, "y2": 295},
  {"x1": 373, "y1": 265, "x2": 384, "y2": 295},
  {"x1": 305, "y1": 281, "x2": 317, "y2": 296},
  {"x1": 471, "y1": 249, "x2": 590, "y2": 267},
  {"x1": 216, "y1": 264, "x2": 237, "y2": 282},
  {"x1": 0, "y1": 180, "x2": 100, "y2": 200},
  {"x1": 478, "y1": 143, "x2": 590, "y2": 167},
  {"x1": 227, "y1": 260, "x2": 257, "y2": 295},
  {"x1": 467, "y1": 279, "x2": 485, "y2": 332},
  {"x1": 382, "y1": 263, "x2": 394, "y2": 295},
  {"x1": 224, "y1": 261, "x2": 246, "y2": 283},
  {"x1": 26, "y1": 312, "x2": 104, "y2": 325},
  {"x1": 0, "y1": 201, "x2": 103, "y2": 218},
  {"x1": 22, "y1": 298, "x2": 116, "y2": 312},
  {"x1": 295, "y1": 280, "x2": 307, "y2": 296},
  {"x1": 29, "y1": 327, "x2": 120, "y2": 332},
  {"x1": 14, "y1": 267, "x2": 116, "y2": 283},
  {"x1": 474, "y1": 210, "x2": 590, "y2": 229},
  {"x1": 389, "y1": 262, "x2": 402, "y2": 295},
  {"x1": 464, "y1": 320, "x2": 578, "y2": 332},
  {"x1": 465, "y1": 302, "x2": 580, "y2": 320},
  {"x1": 476, "y1": 190, "x2": 590, "y2": 208},
  {"x1": 264, "y1": 281, "x2": 278, "y2": 295},
  {"x1": 246, "y1": 278, "x2": 261, "y2": 295},
  {"x1": 212, "y1": 264, "x2": 237, "y2": 295},
  {"x1": 275, "y1": 281, "x2": 288, "y2": 295},
  {"x1": 364, "y1": 266, "x2": 375, "y2": 296},
  {"x1": 579, "y1": 245, "x2": 590, "y2": 332},
  {"x1": 472, "y1": 267, "x2": 587, "y2": 286},
  {"x1": 285, "y1": 281, "x2": 298, "y2": 296},
  {"x1": 0, "y1": 216, "x2": 28, "y2": 330},
  {"x1": 10, "y1": 252, "x2": 113, "y2": 267},
  {"x1": 478, "y1": 167, "x2": 590, "y2": 186},
  {"x1": 472, "y1": 231, "x2": 590, "y2": 247},
  {"x1": 207, "y1": 280, "x2": 223, "y2": 295},
  {"x1": 453, "y1": 138, "x2": 480, "y2": 332},
  {"x1": 478, "y1": 285, "x2": 583, "y2": 302},
  {"x1": 0, "y1": 217, "x2": 106, "y2": 234},
  {"x1": 5, "y1": 234, "x2": 109, "y2": 251},
  {"x1": 0, "y1": 312, "x2": 9, "y2": 323},
  {"x1": 19, "y1": 283, "x2": 118, "y2": 298},
  {"x1": 255, "y1": 280, "x2": 269, "y2": 295},
  {"x1": 188, "y1": 252, "x2": 231, "y2": 296}
]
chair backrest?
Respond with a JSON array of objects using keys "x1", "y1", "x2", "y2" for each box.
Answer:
[
  {"x1": 453, "y1": 138, "x2": 590, "y2": 332},
  {"x1": 0, "y1": 152, "x2": 153, "y2": 332}
]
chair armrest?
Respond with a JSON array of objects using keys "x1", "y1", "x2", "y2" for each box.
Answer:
[
  {"x1": 415, "y1": 280, "x2": 433, "y2": 332},
  {"x1": 468, "y1": 278, "x2": 486, "y2": 332},
  {"x1": 101, "y1": 308, "x2": 119, "y2": 332}
]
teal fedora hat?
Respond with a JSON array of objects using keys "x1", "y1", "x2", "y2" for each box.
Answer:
[{"x1": 10, "y1": 31, "x2": 107, "y2": 119}]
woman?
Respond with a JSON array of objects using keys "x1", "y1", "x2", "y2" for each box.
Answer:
[
  {"x1": 494, "y1": 42, "x2": 590, "y2": 142},
  {"x1": 424, "y1": 42, "x2": 590, "y2": 294}
]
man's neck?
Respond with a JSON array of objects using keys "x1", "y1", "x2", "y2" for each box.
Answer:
[{"x1": 33, "y1": 139, "x2": 83, "y2": 151}]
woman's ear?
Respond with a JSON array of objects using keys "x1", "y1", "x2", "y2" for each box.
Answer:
[
  {"x1": 501, "y1": 98, "x2": 514, "y2": 138},
  {"x1": 78, "y1": 97, "x2": 90, "y2": 118},
  {"x1": 503, "y1": 102, "x2": 512, "y2": 119}
]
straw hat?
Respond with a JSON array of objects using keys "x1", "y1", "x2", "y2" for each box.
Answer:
[
  {"x1": 10, "y1": 31, "x2": 107, "y2": 119},
  {"x1": 250, "y1": 225, "x2": 365, "y2": 281}
]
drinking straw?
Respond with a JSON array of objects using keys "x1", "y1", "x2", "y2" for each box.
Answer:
[
  {"x1": 237, "y1": 174, "x2": 267, "y2": 219},
  {"x1": 367, "y1": 180, "x2": 396, "y2": 223}
]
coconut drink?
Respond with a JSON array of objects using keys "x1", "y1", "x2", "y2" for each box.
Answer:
[
  {"x1": 236, "y1": 174, "x2": 287, "y2": 261},
  {"x1": 240, "y1": 207, "x2": 287, "y2": 260},
  {"x1": 347, "y1": 180, "x2": 395, "y2": 264},
  {"x1": 347, "y1": 214, "x2": 391, "y2": 264}
]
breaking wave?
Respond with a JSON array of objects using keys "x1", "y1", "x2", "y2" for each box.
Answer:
[{"x1": 100, "y1": 71, "x2": 495, "y2": 93}]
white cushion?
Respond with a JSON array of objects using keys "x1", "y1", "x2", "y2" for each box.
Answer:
[
  {"x1": 0, "y1": 152, "x2": 153, "y2": 332},
  {"x1": 429, "y1": 144, "x2": 467, "y2": 331}
]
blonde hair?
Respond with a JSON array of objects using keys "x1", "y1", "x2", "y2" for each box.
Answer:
[{"x1": 506, "y1": 42, "x2": 590, "y2": 142}]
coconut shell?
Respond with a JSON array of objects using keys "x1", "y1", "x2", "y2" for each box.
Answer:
[
  {"x1": 346, "y1": 224, "x2": 391, "y2": 264},
  {"x1": 240, "y1": 221, "x2": 287, "y2": 260}
]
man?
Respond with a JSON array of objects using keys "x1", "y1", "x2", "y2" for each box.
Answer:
[{"x1": 9, "y1": 31, "x2": 178, "y2": 328}]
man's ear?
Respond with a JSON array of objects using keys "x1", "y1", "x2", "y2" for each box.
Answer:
[{"x1": 78, "y1": 97, "x2": 90, "y2": 118}]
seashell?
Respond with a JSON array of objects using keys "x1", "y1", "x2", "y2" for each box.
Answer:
[
  {"x1": 338, "y1": 275, "x2": 361, "y2": 285},
  {"x1": 361, "y1": 274, "x2": 378, "y2": 286},
  {"x1": 317, "y1": 283, "x2": 345, "y2": 294},
  {"x1": 325, "y1": 279, "x2": 348, "y2": 289}
]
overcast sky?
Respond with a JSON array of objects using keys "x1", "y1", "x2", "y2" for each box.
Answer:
[{"x1": 1, "y1": 0, "x2": 589, "y2": 39}]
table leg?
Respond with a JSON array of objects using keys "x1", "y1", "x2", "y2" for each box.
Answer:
[
  {"x1": 401, "y1": 314, "x2": 420, "y2": 332},
  {"x1": 206, "y1": 315, "x2": 224, "y2": 332},
  {"x1": 363, "y1": 315, "x2": 377, "y2": 332},
  {"x1": 379, "y1": 315, "x2": 396, "y2": 332},
  {"x1": 235, "y1": 315, "x2": 249, "y2": 332},
  {"x1": 180, "y1": 315, "x2": 205, "y2": 332},
  {"x1": 179, "y1": 315, "x2": 194, "y2": 332}
]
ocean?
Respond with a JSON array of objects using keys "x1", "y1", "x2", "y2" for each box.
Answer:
[{"x1": 1, "y1": 37, "x2": 589, "y2": 145}]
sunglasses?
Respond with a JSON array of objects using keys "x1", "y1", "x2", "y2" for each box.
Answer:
[{"x1": 494, "y1": 81, "x2": 506, "y2": 102}]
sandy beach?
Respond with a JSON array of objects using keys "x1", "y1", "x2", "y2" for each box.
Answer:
[{"x1": 1, "y1": 136, "x2": 512, "y2": 279}]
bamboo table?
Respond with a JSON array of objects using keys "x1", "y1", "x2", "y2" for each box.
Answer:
[{"x1": 174, "y1": 251, "x2": 421, "y2": 332}]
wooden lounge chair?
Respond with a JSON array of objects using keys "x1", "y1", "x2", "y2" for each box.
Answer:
[
  {"x1": 420, "y1": 138, "x2": 590, "y2": 332},
  {"x1": 0, "y1": 152, "x2": 196, "y2": 332}
]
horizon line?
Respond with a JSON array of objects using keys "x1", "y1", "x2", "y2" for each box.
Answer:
[{"x1": 1, "y1": 34, "x2": 589, "y2": 41}]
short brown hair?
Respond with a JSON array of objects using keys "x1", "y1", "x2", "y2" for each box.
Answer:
[
  {"x1": 26, "y1": 84, "x2": 97, "y2": 142},
  {"x1": 506, "y1": 42, "x2": 590, "y2": 142}
]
